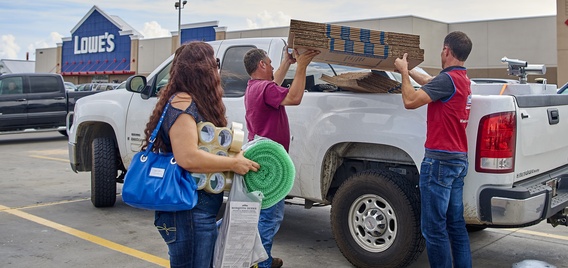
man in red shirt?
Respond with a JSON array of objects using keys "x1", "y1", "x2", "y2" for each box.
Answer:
[
  {"x1": 394, "y1": 31, "x2": 473, "y2": 268},
  {"x1": 243, "y1": 47, "x2": 318, "y2": 268}
]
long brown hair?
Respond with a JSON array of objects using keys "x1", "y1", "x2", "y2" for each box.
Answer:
[{"x1": 142, "y1": 41, "x2": 227, "y2": 152}]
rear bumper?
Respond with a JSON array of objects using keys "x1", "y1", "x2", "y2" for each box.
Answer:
[{"x1": 479, "y1": 165, "x2": 568, "y2": 226}]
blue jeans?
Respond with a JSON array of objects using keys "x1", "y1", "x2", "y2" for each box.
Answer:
[
  {"x1": 420, "y1": 157, "x2": 472, "y2": 268},
  {"x1": 257, "y1": 199, "x2": 285, "y2": 268},
  {"x1": 154, "y1": 209, "x2": 218, "y2": 268}
]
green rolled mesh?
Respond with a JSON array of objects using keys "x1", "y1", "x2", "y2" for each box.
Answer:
[{"x1": 243, "y1": 139, "x2": 295, "y2": 209}]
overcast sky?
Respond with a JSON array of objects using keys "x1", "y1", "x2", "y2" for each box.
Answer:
[{"x1": 0, "y1": 0, "x2": 558, "y2": 60}]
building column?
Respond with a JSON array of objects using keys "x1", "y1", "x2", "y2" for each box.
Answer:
[
  {"x1": 56, "y1": 43, "x2": 63, "y2": 74},
  {"x1": 172, "y1": 31, "x2": 180, "y2": 53},
  {"x1": 130, "y1": 36, "x2": 140, "y2": 74},
  {"x1": 215, "y1": 26, "x2": 227, "y2": 40}
]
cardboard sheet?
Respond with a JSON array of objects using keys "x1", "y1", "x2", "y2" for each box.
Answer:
[
  {"x1": 288, "y1": 19, "x2": 424, "y2": 71},
  {"x1": 320, "y1": 71, "x2": 402, "y2": 93}
]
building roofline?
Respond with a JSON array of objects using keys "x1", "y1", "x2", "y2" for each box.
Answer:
[
  {"x1": 68, "y1": 5, "x2": 142, "y2": 37},
  {"x1": 181, "y1": 21, "x2": 219, "y2": 29},
  {"x1": 224, "y1": 14, "x2": 556, "y2": 33}
]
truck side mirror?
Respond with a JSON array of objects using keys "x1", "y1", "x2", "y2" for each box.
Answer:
[{"x1": 125, "y1": 75, "x2": 146, "y2": 93}]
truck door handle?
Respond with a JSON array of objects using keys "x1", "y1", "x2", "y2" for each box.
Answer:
[
  {"x1": 54, "y1": 97, "x2": 65, "y2": 100},
  {"x1": 17, "y1": 98, "x2": 26, "y2": 102},
  {"x1": 548, "y1": 108, "x2": 559, "y2": 125}
]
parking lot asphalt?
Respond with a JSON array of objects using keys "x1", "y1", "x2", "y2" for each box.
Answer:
[{"x1": 1, "y1": 131, "x2": 567, "y2": 268}]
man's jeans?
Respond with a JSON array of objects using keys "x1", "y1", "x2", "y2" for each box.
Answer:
[
  {"x1": 154, "y1": 209, "x2": 217, "y2": 268},
  {"x1": 420, "y1": 157, "x2": 472, "y2": 268},
  {"x1": 257, "y1": 199, "x2": 285, "y2": 268}
]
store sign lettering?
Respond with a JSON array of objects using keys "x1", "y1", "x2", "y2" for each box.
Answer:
[{"x1": 74, "y1": 32, "x2": 115, "y2": 54}]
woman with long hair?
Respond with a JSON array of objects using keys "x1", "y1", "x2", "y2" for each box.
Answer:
[{"x1": 142, "y1": 41, "x2": 259, "y2": 268}]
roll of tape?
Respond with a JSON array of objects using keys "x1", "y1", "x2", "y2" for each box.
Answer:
[
  {"x1": 199, "y1": 146, "x2": 210, "y2": 153},
  {"x1": 231, "y1": 122, "x2": 244, "y2": 131},
  {"x1": 213, "y1": 149, "x2": 228, "y2": 157},
  {"x1": 205, "y1": 172, "x2": 226, "y2": 194},
  {"x1": 223, "y1": 176, "x2": 233, "y2": 191},
  {"x1": 230, "y1": 128, "x2": 244, "y2": 153},
  {"x1": 192, "y1": 173, "x2": 207, "y2": 190},
  {"x1": 215, "y1": 127, "x2": 233, "y2": 149},
  {"x1": 197, "y1": 122, "x2": 216, "y2": 144}
]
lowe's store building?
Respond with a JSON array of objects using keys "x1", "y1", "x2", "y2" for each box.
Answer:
[
  {"x1": 36, "y1": 4, "x2": 568, "y2": 86},
  {"x1": 36, "y1": 5, "x2": 221, "y2": 85}
]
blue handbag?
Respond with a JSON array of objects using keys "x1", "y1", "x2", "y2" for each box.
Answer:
[{"x1": 122, "y1": 101, "x2": 198, "y2": 211}]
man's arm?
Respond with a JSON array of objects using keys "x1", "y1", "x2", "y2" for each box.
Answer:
[
  {"x1": 394, "y1": 53, "x2": 432, "y2": 109},
  {"x1": 409, "y1": 68, "x2": 434, "y2": 85},
  {"x1": 280, "y1": 49, "x2": 319, "y2": 106},
  {"x1": 273, "y1": 49, "x2": 294, "y2": 86}
]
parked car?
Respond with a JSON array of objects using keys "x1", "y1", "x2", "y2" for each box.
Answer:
[
  {"x1": 92, "y1": 83, "x2": 120, "y2": 91},
  {"x1": 64, "y1": 82, "x2": 77, "y2": 91},
  {"x1": 115, "y1": 81, "x2": 126, "y2": 90},
  {"x1": 0, "y1": 73, "x2": 101, "y2": 135},
  {"x1": 76, "y1": 83, "x2": 120, "y2": 92},
  {"x1": 76, "y1": 83, "x2": 95, "y2": 92}
]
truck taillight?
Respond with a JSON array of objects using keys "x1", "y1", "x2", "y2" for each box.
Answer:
[{"x1": 476, "y1": 112, "x2": 516, "y2": 173}]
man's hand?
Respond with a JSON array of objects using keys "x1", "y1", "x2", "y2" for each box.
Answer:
[
  {"x1": 282, "y1": 46, "x2": 297, "y2": 65},
  {"x1": 394, "y1": 53, "x2": 409, "y2": 75},
  {"x1": 394, "y1": 52, "x2": 433, "y2": 109},
  {"x1": 295, "y1": 49, "x2": 320, "y2": 68}
]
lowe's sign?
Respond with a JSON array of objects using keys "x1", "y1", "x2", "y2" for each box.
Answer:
[
  {"x1": 74, "y1": 32, "x2": 115, "y2": 54},
  {"x1": 60, "y1": 6, "x2": 133, "y2": 75}
]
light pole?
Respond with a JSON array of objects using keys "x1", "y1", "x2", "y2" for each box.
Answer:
[{"x1": 175, "y1": 0, "x2": 187, "y2": 47}]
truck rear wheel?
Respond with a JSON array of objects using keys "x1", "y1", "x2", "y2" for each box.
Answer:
[
  {"x1": 331, "y1": 169, "x2": 424, "y2": 268},
  {"x1": 91, "y1": 137, "x2": 117, "y2": 207}
]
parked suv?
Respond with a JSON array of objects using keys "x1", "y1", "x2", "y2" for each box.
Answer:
[{"x1": 0, "y1": 73, "x2": 100, "y2": 135}]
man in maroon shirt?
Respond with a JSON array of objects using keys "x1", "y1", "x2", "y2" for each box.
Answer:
[{"x1": 243, "y1": 47, "x2": 318, "y2": 268}]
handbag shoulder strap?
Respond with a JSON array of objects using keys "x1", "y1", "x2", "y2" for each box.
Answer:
[{"x1": 145, "y1": 95, "x2": 176, "y2": 153}]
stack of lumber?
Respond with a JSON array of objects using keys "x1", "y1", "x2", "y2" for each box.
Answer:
[
  {"x1": 320, "y1": 72, "x2": 402, "y2": 94},
  {"x1": 288, "y1": 19, "x2": 423, "y2": 71}
]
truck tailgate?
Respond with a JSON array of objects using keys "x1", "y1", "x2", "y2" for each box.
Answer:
[{"x1": 514, "y1": 94, "x2": 568, "y2": 181}]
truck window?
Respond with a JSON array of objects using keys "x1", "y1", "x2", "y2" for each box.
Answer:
[
  {"x1": 153, "y1": 63, "x2": 171, "y2": 97},
  {"x1": 0, "y1": 77, "x2": 24, "y2": 95},
  {"x1": 220, "y1": 45, "x2": 255, "y2": 97},
  {"x1": 284, "y1": 63, "x2": 423, "y2": 91},
  {"x1": 284, "y1": 62, "x2": 367, "y2": 91},
  {"x1": 29, "y1": 76, "x2": 60, "y2": 93}
]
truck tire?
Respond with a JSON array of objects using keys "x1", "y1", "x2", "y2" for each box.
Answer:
[
  {"x1": 91, "y1": 137, "x2": 117, "y2": 207},
  {"x1": 331, "y1": 169, "x2": 424, "y2": 268}
]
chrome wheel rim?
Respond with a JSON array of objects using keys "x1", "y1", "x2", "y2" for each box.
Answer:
[{"x1": 348, "y1": 194, "x2": 398, "y2": 252}]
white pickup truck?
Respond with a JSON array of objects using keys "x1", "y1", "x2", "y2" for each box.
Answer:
[{"x1": 68, "y1": 37, "x2": 568, "y2": 268}]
